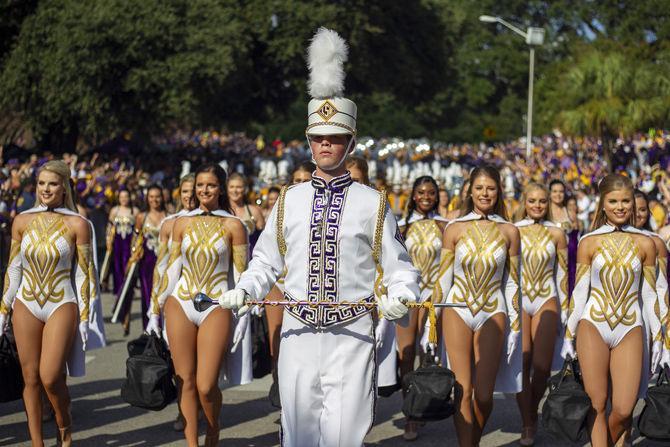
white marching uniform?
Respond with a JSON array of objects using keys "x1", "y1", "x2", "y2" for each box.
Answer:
[
  {"x1": 237, "y1": 172, "x2": 420, "y2": 446},
  {"x1": 565, "y1": 225, "x2": 662, "y2": 396},
  {"x1": 153, "y1": 208, "x2": 252, "y2": 385},
  {"x1": 0, "y1": 206, "x2": 106, "y2": 376},
  {"x1": 434, "y1": 211, "x2": 522, "y2": 392}
]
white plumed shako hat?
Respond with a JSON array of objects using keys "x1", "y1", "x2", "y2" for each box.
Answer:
[{"x1": 306, "y1": 28, "x2": 357, "y2": 137}]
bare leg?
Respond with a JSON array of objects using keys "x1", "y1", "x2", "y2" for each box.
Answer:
[
  {"x1": 40, "y1": 303, "x2": 77, "y2": 445},
  {"x1": 516, "y1": 308, "x2": 533, "y2": 429},
  {"x1": 443, "y1": 309, "x2": 474, "y2": 447},
  {"x1": 265, "y1": 286, "x2": 284, "y2": 377},
  {"x1": 13, "y1": 301, "x2": 45, "y2": 446},
  {"x1": 608, "y1": 327, "x2": 642, "y2": 445},
  {"x1": 396, "y1": 308, "x2": 419, "y2": 379},
  {"x1": 529, "y1": 301, "x2": 559, "y2": 424},
  {"x1": 577, "y1": 321, "x2": 610, "y2": 447},
  {"x1": 196, "y1": 307, "x2": 231, "y2": 445},
  {"x1": 472, "y1": 313, "x2": 506, "y2": 445},
  {"x1": 165, "y1": 297, "x2": 198, "y2": 447}
]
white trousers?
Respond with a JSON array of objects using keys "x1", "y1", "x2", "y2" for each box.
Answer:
[{"x1": 278, "y1": 312, "x2": 376, "y2": 447}]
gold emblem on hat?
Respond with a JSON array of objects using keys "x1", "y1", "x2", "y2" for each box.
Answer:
[{"x1": 316, "y1": 100, "x2": 338, "y2": 121}]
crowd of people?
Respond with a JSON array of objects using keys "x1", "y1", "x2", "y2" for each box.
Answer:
[{"x1": 2, "y1": 27, "x2": 670, "y2": 447}]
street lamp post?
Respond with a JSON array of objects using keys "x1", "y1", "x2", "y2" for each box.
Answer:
[{"x1": 479, "y1": 15, "x2": 545, "y2": 159}]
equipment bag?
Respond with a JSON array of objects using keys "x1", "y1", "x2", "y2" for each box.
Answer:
[
  {"x1": 121, "y1": 333, "x2": 176, "y2": 411},
  {"x1": 401, "y1": 351, "x2": 455, "y2": 421},
  {"x1": 0, "y1": 333, "x2": 24, "y2": 402},
  {"x1": 541, "y1": 356, "x2": 591, "y2": 443},
  {"x1": 638, "y1": 366, "x2": 670, "y2": 441}
]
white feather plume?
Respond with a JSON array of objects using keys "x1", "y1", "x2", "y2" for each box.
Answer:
[{"x1": 307, "y1": 27, "x2": 348, "y2": 99}]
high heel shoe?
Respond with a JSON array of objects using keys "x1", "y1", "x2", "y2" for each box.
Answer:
[{"x1": 57, "y1": 425, "x2": 72, "y2": 447}]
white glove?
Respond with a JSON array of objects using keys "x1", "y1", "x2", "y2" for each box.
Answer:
[
  {"x1": 560, "y1": 338, "x2": 576, "y2": 360},
  {"x1": 378, "y1": 295, "x2": 409, "y2": 321},
  {"x1": 79, "y1": 321, "x2": 89, "y2": 350},
  {"x1": 560, "y1": 310, "x2": 568, "y2": 328},
  {"x1": 661, "y1": 347, "x2": 670, "y2": 370},
  {"x1": 230, "y1": 313, "x2": 249, "y2": 354},
  {"x1": 651, "y1": 340, "x2": 663, "y2": 374},
  {"x1": 375, "y1": 318, "x2": 389, "y2": 350},
  {"x1": 506, "y1": 330, "x2": 520, "y2": 363},
  {"x1": 0, "y1": 313, "x2": 7, "y2": 335},
  {"x1": 250, "y1": 305, "x2": 265, "y2": 317},
  {"x1": 220, "y1": 289, "x2": 249, "y2": 315},
  {"x1": 145, "y1": 314, "x2": 161, "y2": 336}
]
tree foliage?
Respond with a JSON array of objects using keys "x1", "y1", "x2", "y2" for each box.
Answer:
[{"x1": 0, "y1": 0, "x2": 669, "y2": 150}]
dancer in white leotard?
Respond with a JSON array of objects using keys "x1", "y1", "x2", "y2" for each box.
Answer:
[
  {"x1": 561, "y1": 174, "x2": 663, "y2": 446},
  {"x1": 513, "y1": 183, "x2": 568, "y2": 446},
  {"x1": 434, "y1": 165, "x2": 521, "y2": 447},
  {"x1": 0, "y1": 160, "x2": 105, "y2": 446},
  {"x1": 152, "y1": 164, "x2": 248, "y2": 447}
]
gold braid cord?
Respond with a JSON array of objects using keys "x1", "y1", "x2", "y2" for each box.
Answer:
[
  {"x1": 277, "y1": 186, "x2": 288, "y2": 257},
  {"x1": 372, "y1": 189, "x2": 387, "y2": 265}
]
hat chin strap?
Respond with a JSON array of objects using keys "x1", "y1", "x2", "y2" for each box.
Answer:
[{"x1": 306, "y1": 134, "x2": 356, "y2": 172}]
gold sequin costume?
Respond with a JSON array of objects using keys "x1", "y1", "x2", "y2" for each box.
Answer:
[
  {"x1": 515, "y1": 219, "x2": 569, "y2": 317},
  {"x1": 399, "y1": 212, "x2": 446, "y2": 302},
  {"x1": 0, "y1": 213, "x2": 94, "y2": 324},
  {"x1": 155, "y1": 209, "x2": 248, "y2": 326},
  {"x1": 112, "y1": 214, "x2": 135, "y2": 239},
  {"x1": 435, "y1": 212, "x2": 520, "y2": 333},
  {"x1": 565, "y1": 226, "x2": 662, "y2": 349}
]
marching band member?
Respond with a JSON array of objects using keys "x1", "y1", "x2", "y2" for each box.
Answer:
[
  {"x1": 513, "y1": 183, "x2": 568, "y2": 446},
  {"x1": 561, "y1": 174, "x2": 663, "y2": 446},
  {"x1": 433, "y1": 165, "x2": 521, "y2": 447},
  {"x1": 397, "y1": 175, "x2": 448, "y2": 440},
  {"x1": 0, "y1": 160, "x2": 105, "y2": 446},
  {"x1": 264, "y1": 162, "x2": 315, "y2": 408},
  {"x1": 151, "y1": 164, "x2": 249, "y2": 447},
  {"x1": 107, "y1": 189, "x2": 139, "y2": 335},
  {"x1": 145, "y1": 174, "x2": 195, "y2": 432},
  {"x1": 222, "y1": 28, "x2": 420, "y2": 446}
]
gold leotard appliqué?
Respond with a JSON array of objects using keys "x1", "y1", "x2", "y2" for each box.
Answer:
[
  {"x1": 21, "y1": 214, "x2": 70, "y2": 307},
  {"x1": 589, "y1": 233, "x2": 639, "y2": 330},
  {"x1": 177, "y1": 216, "x2": 228, "y2": 300},
  {"x1": 406, "y1": 219, "x2": 442, "y2": 293},
  {"x1": 452, "y1": 222, "x2": 506, "y2": 316},
  {"x1": 519, "y1": 225, "x2": 554, "y2": 303}
]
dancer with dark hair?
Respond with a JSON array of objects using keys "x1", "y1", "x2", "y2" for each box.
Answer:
[
  {"x1": 433, "y1": 164, "x2": 521, "y2": 446},
  {"x1": 397, "y1": 175, "x2": 448, "y2": 440},
  {"x1": 151, "y1": 163, "x2": 250, "y2": 446}
]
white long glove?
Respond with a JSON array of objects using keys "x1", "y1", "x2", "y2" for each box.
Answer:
[
  {"x1": 378, "y1": 295, "x2": 409, "y2": 321},
  {"x1": 560, "y1": 338, "x2": 577, "y2": 360},
  {"x1": 79, "y1": 321, "x2": 89, "y2": 350},
  {"x1": 231, "y1": 313, "x2": 249, "y2": 353},
  {"x1": 0, "y1": 313, "x2": 6, "y2": 335},
  {"x1": 506, "y1": 330, "x2": 520, "y2": 363},
  {"x1": 375, "y1": 318, "x2": 389, "y2": 350},
  {"x1": 651, "y1": 340, "x2": 663, "y2": 374},
  {"x1": 220, "y1": 289, "x2": 249, "y2": 316},
  {"x1": 145, "y1": 314, "x2": 161, "y2": 336}
]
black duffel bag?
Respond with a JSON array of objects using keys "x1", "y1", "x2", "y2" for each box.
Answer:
[
  {"x1": 541, "y1": 356, "x2": 591, "y2": 443},
  {"x1": 0, "y1": 332, "x2": 24, "y2": 402},
  {"x1": 401, "y1": 351, "x2": 455, "y2": 421},
  {"x1": 638, "y1": 366, "x2": 670, "y2": 441},
  {"x1": 121, "y1": 332, "x2": 176, "y2": 411}
]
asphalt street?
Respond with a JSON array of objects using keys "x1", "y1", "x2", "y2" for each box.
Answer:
[{"x1": 0, "y1": 293, "x2": 665, "y2": 446}]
